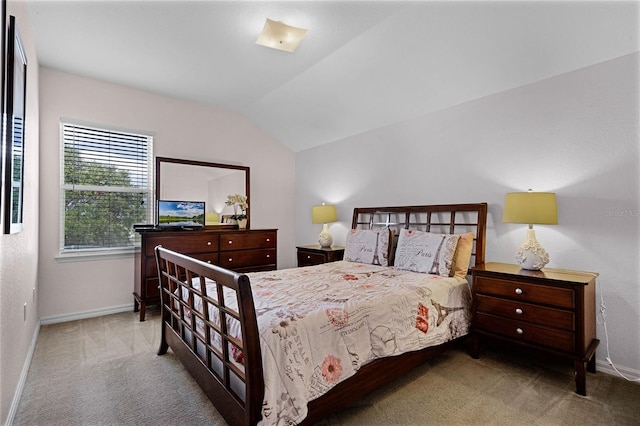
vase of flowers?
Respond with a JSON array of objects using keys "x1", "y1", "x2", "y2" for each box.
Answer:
[{"x1": 225, "y1": 193, "x2": 248, "y2": 228}]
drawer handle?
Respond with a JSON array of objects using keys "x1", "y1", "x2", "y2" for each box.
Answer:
[
  {"x1": 207, "y1": 260, "x2": 212, "y2": 264},
  {"x1": 228, "y1": 258, "x2": 233, "y2": 262},
  {"x1": 515, "y1": 308, "x2": 523, "y2": 315},
  {"x1": 515, "y1": 288, "x2": 523, "y2": 295},
  {"x1": 266, "y1": 238, "x2": 270, "y2": 242},
  {"x1": 207, "y1": 241, "x2": 212, "y2": 246},
  {"x1": 228, "y1": 240, "x2": 233, "y2": 245},
  {"x1": 516, "y1": 328, "x2": 524, "y2": 335},
  {"x1": 307, "y1": 255, "x2": 311, "y2": 259},
  {"x1": 266, "y1": 254, "x2": 270, "y2": 258}
]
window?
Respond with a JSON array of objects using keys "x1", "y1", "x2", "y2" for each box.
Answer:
[{"x1": 60, "y1": 120, "x2": 153, "y2": 257}]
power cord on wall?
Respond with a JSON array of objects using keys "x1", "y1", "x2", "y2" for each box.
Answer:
[{"x1": 598, "y1": 291, "x2": 640, "y2": 382}]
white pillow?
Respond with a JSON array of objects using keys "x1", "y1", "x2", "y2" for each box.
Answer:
[
  {"x1": 344, "y1": 229, "x2": 391, "y2": 266},
  {"x1": 394, "y1": 229, "x2": 460, "y2": 276}
]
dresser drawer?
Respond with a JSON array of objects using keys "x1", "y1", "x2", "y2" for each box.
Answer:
[
  {"x1": 297, "y1": 251, "x2": 326, "y2": 266},
  {"x1": 476, "y1": 277, "x2": 574, "y2": 309},
  {"x1": 220, "y1": 232, "x2": 276, "y2": 251},
  {"x1": 145, "y1": 234, "x2": 220, "y2": 256},
  {"x1": 145, "y1": 252, "x2": 220, "y2": 276},
  {"x1": 476, "y1": 312, "x2": 574, "y2": 353},
  {"x1": 476, "y1": 295, "x2": 575, "y2": 331},
  {"x1": 191, "y1": 252, "x2": 220, "y2": 267},
  {"x1": 219, "y1": 248, "x2": 276, "y2": 269}
]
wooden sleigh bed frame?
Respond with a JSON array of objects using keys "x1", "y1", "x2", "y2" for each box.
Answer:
[{"x1": 155, "y1": 203, "x2": 487, "y2": 425}]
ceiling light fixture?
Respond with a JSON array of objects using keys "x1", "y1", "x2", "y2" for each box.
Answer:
[{"x1": 256, "y1": 18, "x2": 307, "y2": 53}]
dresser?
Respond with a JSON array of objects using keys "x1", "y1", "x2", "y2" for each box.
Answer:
[
  {"x1": 134, "y1": 228, "x2": 277, "y2": 321},
  {"x1": 296, "y1": 245, "x2": 345, "y2": 267},
  {"x1": 470, "y1": 262, "x2": 599, "y2": 396}
]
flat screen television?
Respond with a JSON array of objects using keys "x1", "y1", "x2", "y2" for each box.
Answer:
[{"x1": 156, "y1": 200, "x2": 205, "y2": 228}]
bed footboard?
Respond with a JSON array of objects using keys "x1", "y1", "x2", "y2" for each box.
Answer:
[{"x1": 155, "y1": 246, "x2": 264, "y2": 426}]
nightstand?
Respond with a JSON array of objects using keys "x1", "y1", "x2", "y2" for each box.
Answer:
[
  {"x1": 470, "y1": 262, "x2": 599, "y2": 396},
  {"x1": 296, "y1": 245, "x2": 345, "y2": 267}
]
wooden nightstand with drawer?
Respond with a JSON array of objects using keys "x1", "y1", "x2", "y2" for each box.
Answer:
[
  {"x1": 470, "y1": 262, "x2": 599, "y2": 396},
  {"x1": 296, "y1": 245, "x2": 345, "y2": 267}
]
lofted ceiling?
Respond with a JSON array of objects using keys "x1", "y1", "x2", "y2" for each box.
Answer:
[{"x1": 27, "y1": 1, "x2": 639, "y2": 152}]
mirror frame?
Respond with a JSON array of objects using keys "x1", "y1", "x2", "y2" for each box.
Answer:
[
  {"x1": 155, "y1": 156, "x2": 250, "y2": 228},
  {"x1": 3, "y1": 16, "x2": 27, "y2": 234}
]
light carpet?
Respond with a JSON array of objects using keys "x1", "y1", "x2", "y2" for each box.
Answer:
[{"x1": 13, "y1": 309, "x2": 640, "y2": 425}]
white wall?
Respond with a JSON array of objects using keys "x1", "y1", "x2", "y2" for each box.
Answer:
[
  {"x1": 38, "y1": 68, "x2": 296, "y2": 320},
  {"x1": 296, "y1": 53, "x2": 639, "y2": 375},
  {"x1": 0, "y1": 2, "x2": 40, "y2": 423}
]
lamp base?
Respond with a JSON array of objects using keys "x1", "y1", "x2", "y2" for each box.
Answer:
[
  {"x1": 515, "y1": 228, "x2": 549, "y2": 271},
  {"x1": 318, "y1": 223, "x2": 333, "y2": 248}
]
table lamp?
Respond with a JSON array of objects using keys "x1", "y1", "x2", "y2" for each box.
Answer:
[
  {"x1": 205, "y1": 212, "x2": 220, "y2": 225},
  {"x1": 502, "y1": 190, "x2": 558, "y2": 270},
  {"x1": 312, "y1": 204, "x2": 337, "y2": 248}
]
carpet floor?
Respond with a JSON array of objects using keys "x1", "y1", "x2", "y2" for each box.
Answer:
[{"x1": 13, "y1": 309, "x2": 640, "y2": 425}]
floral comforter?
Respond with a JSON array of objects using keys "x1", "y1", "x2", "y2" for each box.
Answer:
[{"x1": 245, "y1": 261, "x2": 472, "y2": 425}]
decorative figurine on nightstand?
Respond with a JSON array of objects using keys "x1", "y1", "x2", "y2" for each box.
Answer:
[{"x1": 502, "y1": 189, "x2": 558, "y2": 270}]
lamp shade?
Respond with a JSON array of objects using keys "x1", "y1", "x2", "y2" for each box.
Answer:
[
  {"x1": 312, "y1": 204, "x2": 337, "y2": 224},
  {"x1": 205, "y1": 212, "x2": 220, "y2": 225},
  {"x1": 502, "y1": 192, "x2": 558, "y2": 225}
]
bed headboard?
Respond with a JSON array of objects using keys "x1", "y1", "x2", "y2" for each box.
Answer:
[{"x1": 351, "y1": 203, "x2": 487, "y2": 269}]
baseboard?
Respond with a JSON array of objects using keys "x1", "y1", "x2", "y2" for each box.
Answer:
[
  {"x1": 596, "y1": 359, "x2": 640, "y2": 381},
  {"x1": 5, "y1": 321, "x2": 40, "y2": 426},
  {"x1": 40, "y1": 303, "x2": 134, "y2": 325}
]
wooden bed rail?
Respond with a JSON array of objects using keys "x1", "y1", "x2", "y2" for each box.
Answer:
[{"x1": 155, "y1": 246, "x2": 264, "y2": 426}]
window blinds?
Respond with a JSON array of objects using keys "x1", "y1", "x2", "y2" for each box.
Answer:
[{"x1": 61, "y1": 121, "x2": 153, "y2": 253}]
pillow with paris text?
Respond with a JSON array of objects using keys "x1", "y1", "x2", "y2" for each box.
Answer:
[
  {"x1": 344, "y1": 229, "x2": 392, "y2": 266},
  {"x1": 394, "y1": 229, "x2": 460, "y2": 276}
]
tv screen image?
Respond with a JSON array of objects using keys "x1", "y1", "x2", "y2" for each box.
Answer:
[{"x1": 157, "y1": 200, "x2": 205, "y2": 228}]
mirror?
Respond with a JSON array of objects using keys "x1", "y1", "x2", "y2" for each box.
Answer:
[
  {"x1": 3, "y1": 17, "x2": 27, "y2": 234},
  {"x1": 156, "y1": 157, "x2": 250, "y2": 227}
]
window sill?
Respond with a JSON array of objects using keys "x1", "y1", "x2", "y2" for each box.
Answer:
[{"x1": 55, "y1": 247, "x2": 140, "y2": 263}]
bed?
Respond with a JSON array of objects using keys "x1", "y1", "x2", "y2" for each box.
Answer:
[{"x1": 155, "y1": 203, "x2": 487, "y2": 425}]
